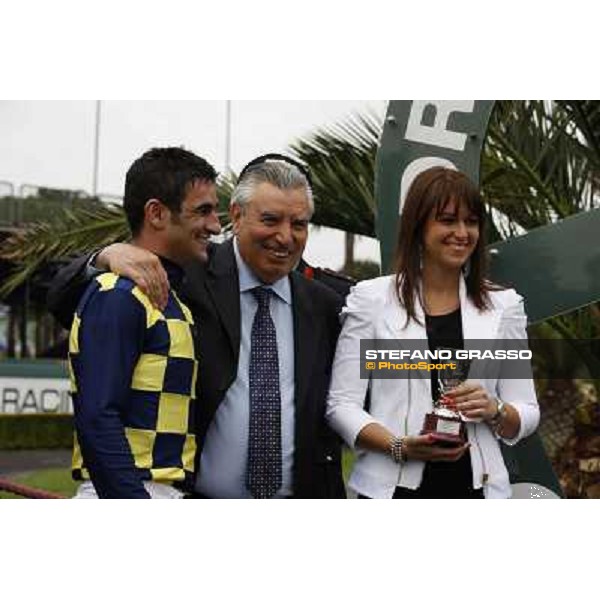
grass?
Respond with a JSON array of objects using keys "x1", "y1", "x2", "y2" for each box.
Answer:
[
  {"x1": 342, "y1": 447, "x2": 355, "y2": 483},
  {"x1": 0, "y1": 451, "x2": 357, "y2": 499},
  {"x1": 0, "y1": 468, "x2": 77, "y2": 499}
]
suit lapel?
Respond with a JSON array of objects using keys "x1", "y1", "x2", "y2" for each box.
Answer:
[
  {"x1": 206, "y1": 240, "x2": 241, "y2": 357},
  {"x1": 290, "y1": 273, "x2": 317, "y2": 427}
]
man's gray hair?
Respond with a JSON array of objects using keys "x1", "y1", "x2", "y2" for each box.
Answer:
[{"x1": 231, "y1": 159, "x2": 314, "y2": 216}]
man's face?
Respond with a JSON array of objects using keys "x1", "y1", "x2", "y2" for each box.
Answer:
[
  {"x1": 166, "y1": 179, "x2": 221, "y2": 263},
  {"x1": 230, "y1": 182, "x2": 311, "y2": 283}
]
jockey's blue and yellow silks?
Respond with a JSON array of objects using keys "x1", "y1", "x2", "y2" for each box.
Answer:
[{"x1": 68, "y1": 258, "x2": 197, "y2": 498}]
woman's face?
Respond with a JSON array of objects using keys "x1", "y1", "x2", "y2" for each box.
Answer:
[{"x1": 422, "y1": 197, "x2": 479, "y2": 271}]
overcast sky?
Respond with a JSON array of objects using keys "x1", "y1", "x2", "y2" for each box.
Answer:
[{"x1": 0, "y1": 100, "x2": 387, "y2": 269}]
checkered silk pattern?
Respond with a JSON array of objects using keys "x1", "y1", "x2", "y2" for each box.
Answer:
[{"x1": 246, "y1": 286, "x2": 282, "y2": 498}]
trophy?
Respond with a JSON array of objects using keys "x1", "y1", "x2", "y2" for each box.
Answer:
[{"x1": 421, "y1": 351, "x2": 470, "y2": 446}]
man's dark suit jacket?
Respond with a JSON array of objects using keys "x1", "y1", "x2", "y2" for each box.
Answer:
[{"x1": 48, "y1": 240, "x2": 347, "y2": 499}]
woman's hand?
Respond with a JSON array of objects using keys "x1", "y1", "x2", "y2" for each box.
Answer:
[
  {"x1": 356, "y1": 424, "x2": 468, "y2": 463},
  {"x1": 97, "y1": 243, "x2": 170, "y2": 310},
  {"x1": 442, "y1": 381, "x2": 497, "y2": 422},
  {"x1": 403, "y1": 434, "x2": 469, "y2": 462}
]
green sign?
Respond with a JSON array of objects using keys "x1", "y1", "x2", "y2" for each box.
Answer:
[{"x1": 489, "y1": 207, "x2": 600, "y2": 324}]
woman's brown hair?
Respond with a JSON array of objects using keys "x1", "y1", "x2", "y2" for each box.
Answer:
[{"x1": 393, "y1": 166, "x2": 495, "y2": 326}]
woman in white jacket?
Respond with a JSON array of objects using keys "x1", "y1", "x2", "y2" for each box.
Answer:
[{"x1": 327, "y1": 167, "x2": 540, "y2": 499}]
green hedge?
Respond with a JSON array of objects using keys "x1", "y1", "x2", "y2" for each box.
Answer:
[{"x1": 0, "y1": 414, "x2": 74, "y2": 450}]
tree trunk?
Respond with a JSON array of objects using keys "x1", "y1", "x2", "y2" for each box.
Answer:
[
  {"x1": 343, "y1": 232, "x2": 355, "y2": 271},
  {"x1": 35, "y1": 306, "x2": 42, "y2": 357},
  {"x1": 7, "y1": 304, "x2": 16, "y2": 358},
  {"x1": 19, "y1": 284, "x2": 29, "y2": 358}
]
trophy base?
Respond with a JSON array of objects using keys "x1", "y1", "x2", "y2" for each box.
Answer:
[{"x1": 421, "y1": 413, "x2": 467, "y2": 447}]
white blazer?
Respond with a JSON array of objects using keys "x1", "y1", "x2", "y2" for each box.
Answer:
[{"x1": 326, "y1": 275, "x2": 540, "y2": 499}]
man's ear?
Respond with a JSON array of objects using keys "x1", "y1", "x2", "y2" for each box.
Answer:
[
  {"x1": 144, "y1": 199, "x2": 169, "y2": 230},
  {"x1": 229, "y1": 202, "x2": 242, "y2": 235}
]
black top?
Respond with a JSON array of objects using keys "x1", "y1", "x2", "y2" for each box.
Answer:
[
  {"x1": 400, "y1": 307, "x2": 484, "y2": 499},
  {"x1": 425, "y1": 307, "x2": 464, "y2": 405}
]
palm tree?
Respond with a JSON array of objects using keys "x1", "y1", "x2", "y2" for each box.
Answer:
[
  {"x1": 288, "y1": 112, "x2": 381, "y2": 272},
  {"x1": 480, "y1": 101, "x2": 600, "y2": 370},
  {"x1": 482, "y1": 101, "x2": 599, "y2": 230},
  {"x1": 289, "y1": 112, "x2": 380, "y2": 238},
  {"x1": 2, "y1": 101, "x2": 599, "y2": 333},
  {"x1": 0, "y1": 202, "x2": 129, "y2": 297},
  {"x1": 3, "y1": 100, "x2": 597, "y2": 494},
  {"x1": 0, "y1": 175, "x2": 237, "y2": 298}
]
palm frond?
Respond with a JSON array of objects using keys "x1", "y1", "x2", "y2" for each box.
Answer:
[
  {"x1": 481, "y1": 100, "x2": 600, "y2": 346},
  {"x1": 0, "y1": 175, "x2": 238, "y2": 298},
  {"x1": 289, "y1": 111, "x2": 381, "y2": 237},
  {"x1": 0, "y1": 203, "x2": 129, "y2": 297},
  {"x1": 482, "y1": 100, "x2": 600, "y2": 235},
  {"x1": 215, "y1": 171, "x2": 237, "y2": 229}
]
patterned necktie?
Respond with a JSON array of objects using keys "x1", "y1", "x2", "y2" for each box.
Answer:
[{"x1": 247, "y1": 286, "x2": 282, "y2": 498}]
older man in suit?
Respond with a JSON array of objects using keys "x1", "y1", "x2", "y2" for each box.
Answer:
[{"x1": 48, "y1": 155, "x2": 346, "y2": 499}]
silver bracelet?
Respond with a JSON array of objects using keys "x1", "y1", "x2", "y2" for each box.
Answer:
[{"x1": 389, "y1": 436, "x2": 405, "y2": 464}]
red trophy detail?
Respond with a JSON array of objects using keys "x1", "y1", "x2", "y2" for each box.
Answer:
[{"x1": 421, "y1": 355, "x2": 470, "y2": 446}]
